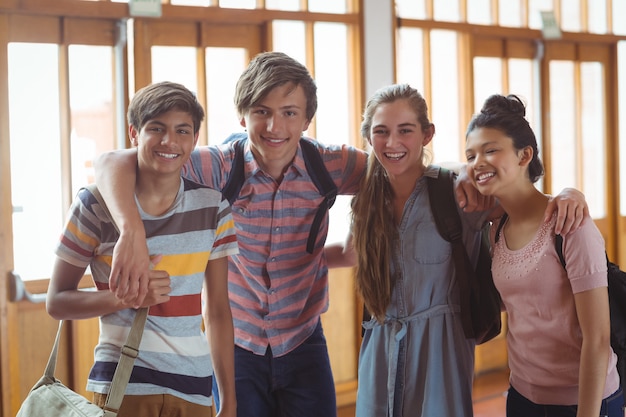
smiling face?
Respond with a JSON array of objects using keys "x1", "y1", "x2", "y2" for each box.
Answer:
[
  {"x1": 130, "y1": 109, "x2": 198, "y2": 180},
  {"x1": 239, "y1": 82, "x2": 311, "y2": 180},
  {"x1": 368, "y1": 98, "x2": 434, "y2": 182},
  {"x1": 465, "y1": 126, "x2": 532, "y2": 198}
]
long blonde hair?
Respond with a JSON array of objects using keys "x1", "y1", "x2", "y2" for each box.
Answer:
[{"x1": 352, "y1": 84, "x2": 433, "y2": 322}]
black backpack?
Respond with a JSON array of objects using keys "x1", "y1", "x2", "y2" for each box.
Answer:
[
  {"x1": 427, "y1": 168, "x2": 503, "y2": 344},
  {"x1": 361, "y1": 168, "x2": 502, "y2": 344},
  {"x1": 221, "y1": 134, "x2": 338, "y2": 254},
  {"x1": 554, "y1": 234, "x2": 626, "y2": 401}
]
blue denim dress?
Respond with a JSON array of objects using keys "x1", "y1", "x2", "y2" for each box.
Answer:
[{"x1": 355, "y1": 166, "x2": 487, "y2": 417}]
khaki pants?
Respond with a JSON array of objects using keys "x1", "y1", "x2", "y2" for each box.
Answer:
[{"x1": 92, "y1": 392, "x2": 212, "y2": 417}]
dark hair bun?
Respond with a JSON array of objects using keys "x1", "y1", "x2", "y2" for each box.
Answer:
[{"x1": 481, "y1": 94, "x2": 526, "y2": 118}]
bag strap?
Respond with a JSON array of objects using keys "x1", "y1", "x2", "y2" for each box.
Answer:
[
  {"x1": 103, "y1": 307, "x2": 149, "y2": 415},
  {"x1": 426, "y1": 168, "x2": 475, "y2": 338},
  {"x1": 45, "y1": 310, "x2": 148, "y2": 416},
  {"x1": 78, "y1": 184, "x2": 149, "y2": 415}
]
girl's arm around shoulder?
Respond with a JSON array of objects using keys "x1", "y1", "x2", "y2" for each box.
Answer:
[{"x1": 545, "y1": 188, "x2": 589, "y2": 235}]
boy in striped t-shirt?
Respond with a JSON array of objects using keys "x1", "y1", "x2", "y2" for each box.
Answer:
[{"x1": 46, "y1": 81, "x2": 238, "y2": 417}]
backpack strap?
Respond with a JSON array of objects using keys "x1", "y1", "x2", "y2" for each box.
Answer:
[
  {"x1": 555, "y1": 234, "x2": 566, "y2": 268},
  {"x1": 300, "y1": 138, "x2": 337, "y2": 253},
  {"x1": 494, "y1": 212, "x2": 508, "y2": 244},
  {"x1": 427, "y1": 168, "x2": 475, "y2": 338},
  {"x1": 221, "y1": 137, "x2": 338, "y2": 254},
  {"x1": 221, "y1": 137, "x2": 246, "y2": 205},
  {"x1": 427, "y1": 168, "x2": 463, "y2": 243}
]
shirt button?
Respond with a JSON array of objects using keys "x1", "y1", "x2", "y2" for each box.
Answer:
[{"x1": 275, "y1": 227, "x2": 280, "y2": 232}]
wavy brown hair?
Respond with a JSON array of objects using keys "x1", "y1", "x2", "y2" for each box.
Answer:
[{"x1": 352, "y1": 84, "x2": 432, "y2": 322}]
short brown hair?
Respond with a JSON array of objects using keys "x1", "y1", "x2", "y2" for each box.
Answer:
[
  {"x1": 234, "y1": 52, "x2": 317, "y2": 121},
  {"x1": 127, "y1": 81, "x2": 205, "y2": 134}
]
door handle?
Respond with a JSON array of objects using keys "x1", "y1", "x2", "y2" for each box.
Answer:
[{"x1": 8, "y1": 271, "x2": 46, "y2": 303}]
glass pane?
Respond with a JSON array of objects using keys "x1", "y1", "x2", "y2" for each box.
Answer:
[
  {"x1": 172, "y1": 0, "x2": 212, "y2": 5},
  {"x1": 619, "y1": 42, "x2": 626, "y2": 214},
  {"x1": 271, "y1": 21, "x2": 308, "y2": 138},
  {"x1": 499, "y1": 0, "x2": 522, "y2": 27},
  {"x1": 473, "y1": 57, "x2": 502, "y2": 113},
  {"x1": 308, "y1": 0, "x2": 346, "y2": 14},
  {"x1": 508, "y1": 59, "x2": 536, "y2": 126},
  {"x1": 580, "y1": 62, "x2": 606, "y2": 217},
  {"x1": 265, "y1": 0, "x2": 301, "y2": 11},
  {"x1": 433, "y1": 0, "x2": 461, "y2": 22},
  {"x1": 313, "y1": 22, "x2": 351, "y2": 246},
  {"x1": 396, "y1": 28, "x2": 425, "y2": 90},
  {"x1": 509, "y1": 58, "x2": 542, "y2": 191},
  {"x1": 588, "y1": 0, "x2": 608, "y2": 34},
  {"x1": 560, "y1": 0, "x2": 581, "y2": 32},
  {"x1": 507, "y1": 58, "x2": 543, "y2": 176},
  {"x1": 614, "y1": 0, "x2": 626, "y2": 35},
  {"x1": 9, "y1": 43, "x2": 63, "y2": 280},
  {"x1": 430, "y1": 30, "x2": 461, "y2": 163},
  {"x1": 68, "y1": 45, "x2": 115, "y2": 197},
  {"x1": 272, "y1": 20, "x2": 307, "y2": 66},
  {"x1": 313, "y1": 23, "x2": 350, "y2": 146},
  {"x1": 528, "y1": 0, "x2": 555, "y2": 29},
  {"x1": 151, "y1": 46, "x2": 198, "y2": 92},
  {"x1": 395, "y1": 0, "x2": 427, "y2": 19},
  {"x1": 549, "y1": 61, "x2": 577, "y2": 194},
  {"x1": 206, "y1": 47, "x2": 247, "y2": 145},
  {"x1": 468, "y1": 0, "x2": 492, "y2": 25},
  {"x1": 219, "y1": 0, "x2": 256, "y2": 9}
]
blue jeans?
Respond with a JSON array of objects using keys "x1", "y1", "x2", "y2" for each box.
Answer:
[
  {"x1": 507, "y1": 385, "x2": 624, "y2": 417},
  {"x1": 213, "y1": 320, "x2": 337, "y2": 417}
]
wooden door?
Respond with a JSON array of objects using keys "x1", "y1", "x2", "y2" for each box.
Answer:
[{"x1": 0, "y1": 13, "x2": 124, "y2": 417}]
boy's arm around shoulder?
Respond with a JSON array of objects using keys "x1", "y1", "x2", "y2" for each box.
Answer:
[
  {"x1": 46, "y1": 256, "x2": 171, "y2": 320},
  {"x1": 94, "y1": 148, "x2": 151, "y2": 307},
  {"x1": 314, "y1": 140, "x2": 368, "y2": 194},
  {"x1": 203, "y1": 256, "x2": 236, "y2": 416}
]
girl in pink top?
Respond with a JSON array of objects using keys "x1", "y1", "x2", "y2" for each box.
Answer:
[{"x1": 465, "y1": 94, "x2": 622, "y2": 417}]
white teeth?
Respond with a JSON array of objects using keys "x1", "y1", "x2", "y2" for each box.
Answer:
[
  {"x1": 385, "y1": 152, "x2": 405, "y2": 159},
  {"x1": 157, "y1": 152, "x2": 178, "y2": 159},
  {"x1": 267, "y1": 138, "x2": 285, "y2": 143},
  {"x1": 477, "y1": 172, "x2": 494, "y2": 181}
]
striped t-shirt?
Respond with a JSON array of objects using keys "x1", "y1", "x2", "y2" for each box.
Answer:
[
  {"x1": 55, "y1": 177, "x2": 238, "y2": 406},
  {"x1": 183, "y1": 137, "x2": 367, "y2": 356}
]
